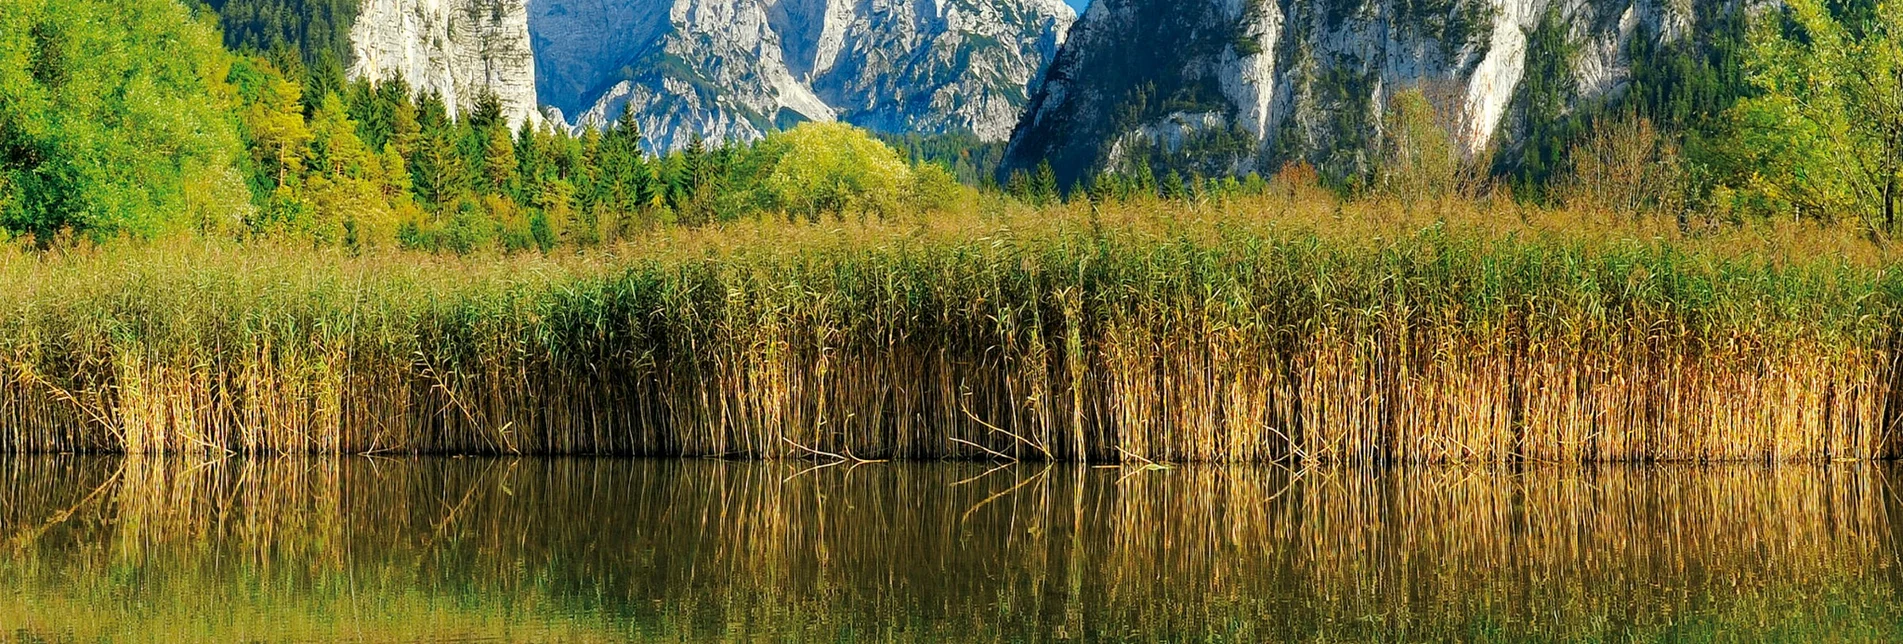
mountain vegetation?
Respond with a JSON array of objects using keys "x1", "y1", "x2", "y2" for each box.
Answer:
[
  {"x1": 3, "y1": 0, "x2": 1901, "y2": 245},
  {"x1": 0, "y1": 0, "x2": 253, "y2": 241},
  {"x1": 4, "y1": 0, "x2": 1903, "y2": 463},
  {"x1": 194, "y1": 0, "x2": 358, "y2": 85},
  {"x1": 1034, "y1": 0, "x2": 1903, "y2": 237},
  {"x1": 1, "y1": 0, "x2": 965, "y2": 248}
]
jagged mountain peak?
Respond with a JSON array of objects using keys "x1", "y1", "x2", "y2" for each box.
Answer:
[
  {"x1": 341, "y1": 0, "x2": 1071, "y2": 150},
  {"x1": 1003, "y1": 0, "x2": 1726, "y2": 188},
  {"x1": 529, "y1": 0, "x2": 1076, "y2": 151}
]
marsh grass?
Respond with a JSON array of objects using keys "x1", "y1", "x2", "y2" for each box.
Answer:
[{"x1": 1, "y1": 187, "x2": 1900, "y2": 462}]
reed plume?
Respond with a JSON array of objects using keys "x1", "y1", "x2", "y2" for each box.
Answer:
[{"x1": 1, "y1": 191, "x2": 1899, "y2": 463}]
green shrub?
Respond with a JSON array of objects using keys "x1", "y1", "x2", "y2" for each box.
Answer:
[
  {"x1": 754, "y1": 123, "x2": 915, "y2": 220},
  {"x1": 909, "y1": 162, "x2": 965, "y2": 213},
  {"x1": 0, "y1": 0, "x2": 252, "y2": 241}
]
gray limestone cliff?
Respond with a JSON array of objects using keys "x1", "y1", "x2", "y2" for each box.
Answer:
[
  {"x1": 350, "y1": 0, "x2": 544, "y2": 129},
  {"x1": 1003, "y1": 0, "x2": 1739, "y2": 188}
]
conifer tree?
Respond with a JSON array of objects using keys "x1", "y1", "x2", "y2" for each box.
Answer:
[
  {"x1": 1031, "y1": 160, "x2": 1060, "y2": 205},
  {"x1": 468, "y1": 92, "x2": 506, "y2": 132},
  {"x1": 1161, "y1": 169, "x2": 1187, "y2": 201},
  {"x1": 484, "y1": 123, "x2": 517, "y2": 191}
]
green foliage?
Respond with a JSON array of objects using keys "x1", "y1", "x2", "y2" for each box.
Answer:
[
  {"x1": 878, "y1": 132, "x2": 1005, "y2": 187},
  {"x1": 1493, "y1": 10, "x2": 1580, "y2": 192},
  {"x1": 1716, "y1": 0, "x2": 1903, "y2": 229},
  {"x1": 1031, "y1": 161, "x2": 1061, "y2": 204},
  {"x1": 234, "y1": 78, "x2": 966, "y2": 251},
  {"x1": 1623, "y1": 9, "x2": 1751, "y2": 131},
  {"x1": 754, "y1": 123, "x2": 917, "y2": 221},
  {"x1": 0, "y1": 0, "x2": 253, "y2": 241},
  {"x1": 909, "y1": 162, "x2": 965, "y2": 213},
  {"x1": 197, "y1": 0, "x2": 357, "y2": 91},
  {"x1": 1007, "y1": 161, "x2": 1063, "y2": 205},
  {"x1": 482, "y1": 122, "x2": 517, "y2": 191},
  {"x1": 230, "y1": 58, "x2": 311, "y2": 194},
  {"x1": 1374, "y1": 88, "x2": 1468, "y2": 199},
  {"x1": 1500, "y1": 5, "x2": 1749, "y2": 204},
  {"x1": 304, "y1": 91, "x2": 408, "y2": 246}
]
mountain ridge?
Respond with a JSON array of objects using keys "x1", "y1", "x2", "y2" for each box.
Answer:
[
  {"x1": 533, "y1": 0, "x2": 1076, "y2": 152},
  {"x1": 1002, "y1": 0, "x2": 1739, "y2": 188}
]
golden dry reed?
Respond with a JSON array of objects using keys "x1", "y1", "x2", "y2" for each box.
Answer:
[{"x1": 0, "y1": 188, "x2": 1900, "y2": 463}]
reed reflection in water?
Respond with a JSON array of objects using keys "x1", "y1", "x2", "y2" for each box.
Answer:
[{"x1": 4, "y1": 457, "x2": 1903, "y2": 641}]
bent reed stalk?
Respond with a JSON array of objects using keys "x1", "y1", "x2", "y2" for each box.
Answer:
[{"x1": 2, "y1": 192, "x2": 1901, "y2": 463}]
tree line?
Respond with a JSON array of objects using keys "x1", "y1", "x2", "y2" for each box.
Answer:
[
  {"x1": 231, "y1": 58, "x2": 960, "y2": 252},
  {"x1": 0, "y1": 0, "x2": 961, "y2": 248},
  {"x1": 1074, "y1": 0, "x2": 1903, "y2": 233},
  {"x1": 4, "y1": 0, "x2": 1903, "y2": 246}
]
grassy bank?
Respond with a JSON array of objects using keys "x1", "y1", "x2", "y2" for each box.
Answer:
[{"x1": 2, "y1": 190, "x2": 1900, "y2": 462}]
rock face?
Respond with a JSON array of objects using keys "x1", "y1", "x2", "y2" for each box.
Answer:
[
  {"x1": 529, "y1": 0, "x2": 1076, "y2": 151},
  {"x1": 350, "y1": 0, "x2": 544, "y2": 129},
  {"x1": 1003, "y1": 0, "x2": 1730, "y2": 188}
]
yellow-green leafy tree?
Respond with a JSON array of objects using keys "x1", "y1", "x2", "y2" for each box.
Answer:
[
  {"x1": 1725, "y1": 0, "x2": 1903, "y2": 229},
  {"x1": 229, "y1": 57, "x2": 314, "y2": 232},
  {"x1": 306, "y1": 92, "x2": 405, "y2": 247},
  {"x1": 755, "y1": 122, "x2": 914, "y2": 221},
  {"x1": 0, "y1": 0, "x2": 253, "y2": 241}
]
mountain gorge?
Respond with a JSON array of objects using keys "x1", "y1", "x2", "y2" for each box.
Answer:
[
  {"x1": 330, "y1": 0, "x2": 1074, "y2": 150},
  {"x1": 208, "y1": 0, "x2": 1749, "y2": 179},
  {"x1": 531, "y1": 0, "x2": 1076, "y2": 151},
  {"x1": 1002, "y1": 0, "x2": 1742, "y2": 188}
]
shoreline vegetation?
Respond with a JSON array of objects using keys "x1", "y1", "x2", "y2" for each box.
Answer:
[
  {"x1": 3, "y1": 187, "x2": 1901, "y2": 462},
  {"x1": 9, "y1": 0, "x2": 1903, "y2": 462}
]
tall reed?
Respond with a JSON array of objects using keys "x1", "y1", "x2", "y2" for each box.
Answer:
[{"x1": 1, "y1": 191, "x2": 1899, "y2": 462}]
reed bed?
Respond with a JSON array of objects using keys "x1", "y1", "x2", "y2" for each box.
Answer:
[{"x1": 0, "y1": 190, "x2": 1899, "y2": 462}]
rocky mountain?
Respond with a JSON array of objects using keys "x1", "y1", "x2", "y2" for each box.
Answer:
[
  {"x1": 1002, "y1": 0, "x2": 1738, "y2": 188},
  {"x1": 529, "y1": 0, "x2": 1077, "y2": 151},
  {"x1": 350, "y1": 0, "x2": 545, "y2": 129}
]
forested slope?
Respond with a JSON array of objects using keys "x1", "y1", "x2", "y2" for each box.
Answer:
[{"x1": 0, "y1": 0, "x2": 253, "y2": 240}]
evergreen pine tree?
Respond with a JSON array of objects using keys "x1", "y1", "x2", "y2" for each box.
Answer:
[
  {"x1": 483, "y1": 124, "x2": 517, "y2": 191},
  {"x1": 1006, "y1": 170, "x2": 1032, "y2": 201},
  {"x1": 1162, "y1": 170, "x2": 1187, "y2": 201},
  {"x1": 1133, "y1": 163, "x2": 1158, "y2": 197},
  {"x1": 468, "y1": 92, "x2": 505, "y2": 131},
  {"x1": 1031, "y1": 161, "x2": 1060, "y2": 205}
]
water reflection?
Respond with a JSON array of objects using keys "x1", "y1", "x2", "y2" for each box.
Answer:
[{"x1": 4, "y1": 458, "x2": 1902, "y2": 641}]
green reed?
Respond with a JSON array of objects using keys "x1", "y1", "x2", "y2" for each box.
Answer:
[{"x1": 0, "y1": 193, "x2": 1900, "y2": 462}]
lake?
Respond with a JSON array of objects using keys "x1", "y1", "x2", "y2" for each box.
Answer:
[{"x1": 4, "y1": 457, "x2": 1902, "y2": 641}]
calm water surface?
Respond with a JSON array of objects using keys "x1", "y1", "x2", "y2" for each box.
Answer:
[{"x1": 4, "y1": 457, "x2": 1903, "y2": 641}]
